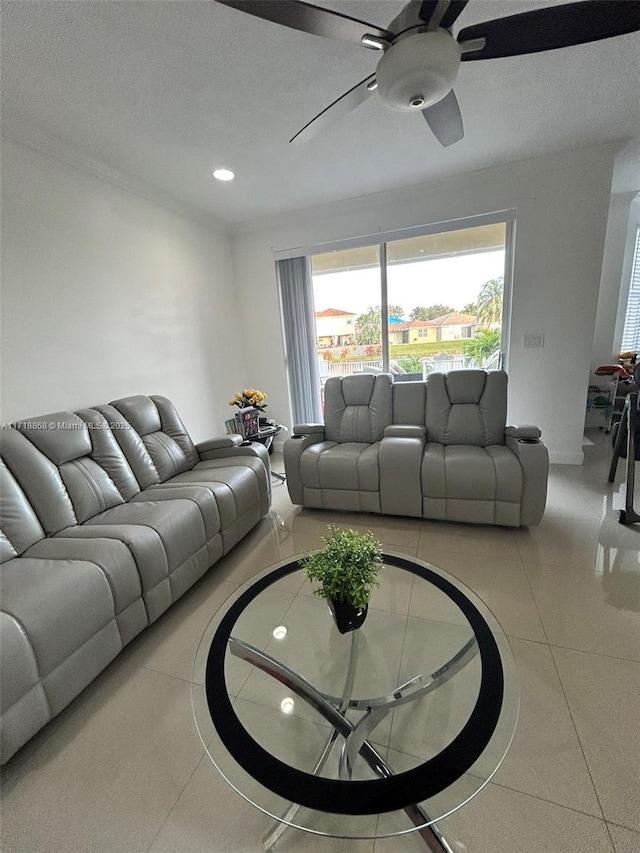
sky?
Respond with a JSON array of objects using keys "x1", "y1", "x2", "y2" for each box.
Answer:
[{"x1": 312, "y1": 250, "x2": 505, "y2": 317}]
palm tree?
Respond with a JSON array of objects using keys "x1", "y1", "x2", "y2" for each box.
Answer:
[
  {"x1": 462, "y1": 328, "x2": 501, "y2": 367},
  {"x1": 475, "y1": 277, "x2": 503, "y2": 327}
]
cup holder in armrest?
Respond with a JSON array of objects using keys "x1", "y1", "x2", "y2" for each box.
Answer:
[
  {"x1": 292, "y1": 434, "x2": 306, "y2": 439},
  {"x1": 518, "y1": 438, "x2": 540, "y2": 444}
]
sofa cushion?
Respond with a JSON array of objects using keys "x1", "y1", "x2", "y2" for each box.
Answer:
[
  {"x1": 25, "y1": 537, "x2": 147, "y2": 646},
  {"x1": 0, "y1": 612, "x2": 51, "y2": 764},
  {"x1": 392, "y1": 381, "x2": 426, "y2": 426},
  {"x1": 12, "y1": 416, "x2": 127, "y2": 524},
  {"x1": 421, "y1": 443, "x2": 523, "y2": 525},
  {"x1": 299, "y1": 441, "x2": 380, "y2": 492},
  {"x1": 77, "y1": 408, "x2": 143, "y2": 501},
  {"x1": 0, "y1": 557, "x2": 120, "y2": 681},
  {"x1": 425, "y1": 371, "x2": 507, "y2": 446},
  {"x1": 1, "y1": 428, "x2": 77, "y2": 535},
  {"x1": 109, "y1": 395, "x2": 199, "y2": 482},
  {"x1": 13, "y1": 412, "x2": 92, "y2": 465},
  {"x1": 0, "y1": 461, "x2": 46, "y2": 559},
  {"x1": 324, "y1": 374, "x2": 393, "y2": 443}
]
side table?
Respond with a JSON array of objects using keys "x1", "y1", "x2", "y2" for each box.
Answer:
[{"x1": 253, "y1": 424, "x2": 287, "y2": 481}]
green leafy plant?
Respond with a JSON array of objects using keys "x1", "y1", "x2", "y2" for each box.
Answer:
[
  {"x1": 302, "y1": 526, "x2": 383, "y2": 608},
  {"x1": 462, "y1": 328, "x2": 501, "y2": 367}
]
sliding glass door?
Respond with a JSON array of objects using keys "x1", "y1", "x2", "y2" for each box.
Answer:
[
  {"x1": 287, "y1": 215, "x2": 512, "y2": 415},
  {"x1": 311, "y1": 245, "x2": 382, "y2": 406},
  {"x1": 386, "y1": 222, "x2": 508, "y2": 376}
]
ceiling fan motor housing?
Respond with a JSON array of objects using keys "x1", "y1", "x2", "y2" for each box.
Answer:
[{"x1": 376, "y1": 30, "x2": 462, "y2": 112}]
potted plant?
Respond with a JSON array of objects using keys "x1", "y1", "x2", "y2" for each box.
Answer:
[{"x1": 301, "y1": 526, "x2": 383, "y2": 634}]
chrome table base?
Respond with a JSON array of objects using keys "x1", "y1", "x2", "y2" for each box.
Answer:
[{"x1": 229, "y1": 630, "x2": 477, "y2": 851}]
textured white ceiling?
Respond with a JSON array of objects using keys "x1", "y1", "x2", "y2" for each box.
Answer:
[{"x1": 2, "y1": 1, "x2": 639, "y2": 226}]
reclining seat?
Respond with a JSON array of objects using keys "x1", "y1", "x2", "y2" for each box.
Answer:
[
  {"x1": 422, "y1": 370, "x2": 548, "y2": 526},
  {"x1": 4, "y1": 417, "x2": 211, "y2": 625},
  {"x1": 97, "y1": 395, "x2": 270, "y2": 553},
  {"x1": 285, "y1": 374, "x2": 393, "y2": 512},
  {"x1": 0, "y1": 454, "x2": 123, "y2": 764}
]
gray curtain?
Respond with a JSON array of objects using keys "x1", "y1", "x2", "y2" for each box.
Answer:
[{"x1": 277, "y1": 256, "x2": 322, "y2": 424}]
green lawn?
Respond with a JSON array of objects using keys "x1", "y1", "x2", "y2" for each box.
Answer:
[{"x1": 390, "y1": 341, "x2": 465, "y2": 358}]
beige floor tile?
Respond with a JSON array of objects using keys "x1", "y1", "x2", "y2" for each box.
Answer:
[
  {"x1": 442, "y1": 783, "x2": 615, "y2": 853},
  {"x1": 417, "y1": 518, "x2": 524, "y2": 561},
  {"x1": 118, "y1": 576, "x2": 239, "y2": 682},
  {"x1": 552, "y1": 647, "x2": 640, "y2": 832},
  {"x1": 148, "y1": 752, "x2": 376, "y2": 853},
  {"x1": 289, "y1": 507, "x2": 422, "y2": 552},
  {"x1": 544, "y1": 471, "x2": 604, "y2": 519},
  {"x1": 413, "y1": 549, "x2": 547, "y2": 643},
  {"x1": 607, "y1": 823, "x2": 640, "y2": 853},
  {"x1": 1, "y1": 664, "x2": 204, "y2": 853},
  {"x1": 374, "y1": 781, "x2": 616, "y2": 853},
  {"x1": 492, "y1": 638, "x2": 602, "y2": 816},
  {"x1": 524, "y1": 559, "x2": 640, "y2": 661},
  {"x1": 369, "y1": 563, "x2": 415, "y2": 615},
  {"x1": 516, "y1": 513, "x2": 605, "y2": 570}
]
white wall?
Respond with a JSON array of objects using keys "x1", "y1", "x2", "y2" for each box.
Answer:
[
  {"x1": 231, "y1": 143, "x2": 619, "y2": 464},
  {"x1": 0, "y1": 138, "x2": 245, "y2": 441}
]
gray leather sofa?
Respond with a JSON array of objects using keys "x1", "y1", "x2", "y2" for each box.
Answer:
[
  {"x1": 284, "y1": 370, "x2": 548, "y2": 527},
  {"x1": 0, "y1": 394, "x2": 270, "y2": 764}
]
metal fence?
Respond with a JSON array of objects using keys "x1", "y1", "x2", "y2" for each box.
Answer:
[{"x1": 318, "y1": 351, "x2": 499, "y2": 381}]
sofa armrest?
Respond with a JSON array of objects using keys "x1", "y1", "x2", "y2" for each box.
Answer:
[
  {"x1": 506, "y1": 435, "x2": 549, "y2": 525},
  {"x1": 384, "y1": 425, "x2": 426, "y2": 438},
  {"x1": 293, "y1": 424, "x2": 325, "y2": 436},
  {"x1": 196, "y1": 435, "x2": 243, "y2": 456},
  {"x1": 505, "y1": 424, "x2": 542, "y2": 440},
  {"x1": 283, "y1": 432, "x2": 326, "y2": 503},
  {"x1": 380, "y1": 433, "x2": 425, "y2": 517}
]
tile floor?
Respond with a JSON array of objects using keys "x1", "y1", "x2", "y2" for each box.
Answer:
[{"x1": 1, "y1": 431, "x2": 639, "y2": 853}]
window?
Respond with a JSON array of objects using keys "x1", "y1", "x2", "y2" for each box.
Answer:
[
  {"x1": 279, "y1": 214, "x2": 514, "y2": 417},
  {"x1": 621, "y1": 226, "x2": 640, "y2": 352}
]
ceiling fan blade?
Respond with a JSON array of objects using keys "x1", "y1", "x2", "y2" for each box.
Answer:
[
  {"x1": 290, "y1": 75, "x2": 377, "y2": 144},
  {"x1": 216, "y1": 0, "x2": 393, "y2": 46},
  {"x1": 388, "y1": 0, "x2": 470, "y2": 39},
  {"x1": 458, "y1": 0, "x2": 640, "y2": 61},
  {"x1": 439, "y1": 0, "x2": 469, "y2": 30},
  {"x1": 422, "y1": 89, "x2": 464, "y2": 146}
]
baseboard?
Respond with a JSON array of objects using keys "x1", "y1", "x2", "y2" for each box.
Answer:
[{"x1": 548, "y1": 450, "x2": 584, "y2": 465}]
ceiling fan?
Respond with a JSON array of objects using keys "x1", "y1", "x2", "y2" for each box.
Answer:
[{"x1": 216, "y1": 0, "x2": 640, "y2": 147}]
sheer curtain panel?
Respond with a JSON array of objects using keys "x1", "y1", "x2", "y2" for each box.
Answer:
[{"x1": 277, "y1": 256, "x2": 323, "y2": 424}]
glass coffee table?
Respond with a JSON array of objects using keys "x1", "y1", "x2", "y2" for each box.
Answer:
[{"x1": 192, "y1": 553, "x2": 519, "y2": 851}]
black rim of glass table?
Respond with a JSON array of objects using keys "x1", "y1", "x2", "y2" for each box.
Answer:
[{"x1": 203, "y1": 553, "x2": 506, "y2": 817}]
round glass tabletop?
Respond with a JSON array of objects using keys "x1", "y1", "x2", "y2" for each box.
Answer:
[{"x1": 192, "y1": 553, "x2": 519, "y2": 842}]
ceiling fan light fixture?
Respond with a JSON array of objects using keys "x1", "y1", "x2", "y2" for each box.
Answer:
[{"x1": 376, "y1": 30, "x2": 461, "y2": 112}]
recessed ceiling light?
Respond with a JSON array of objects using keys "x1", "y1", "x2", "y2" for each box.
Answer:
[{"x1": 213, "y1": 168, "x2": 234, "y2": 182}]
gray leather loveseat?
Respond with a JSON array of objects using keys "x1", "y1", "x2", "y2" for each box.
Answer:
[
  {"x1": 0, "y1": 394, "x2": 270, "y2": 764},
  {"x1": 284, "y1": 370, "x2": 548, "y2": 527}
]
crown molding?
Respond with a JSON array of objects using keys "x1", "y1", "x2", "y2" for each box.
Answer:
[{"x1": 1, "y1": 118, "x2": 229, "y2": 235}]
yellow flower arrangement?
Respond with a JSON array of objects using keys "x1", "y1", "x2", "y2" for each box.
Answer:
[{"x1": 228, "y1": 389, "x2": 268, "y2": 411}]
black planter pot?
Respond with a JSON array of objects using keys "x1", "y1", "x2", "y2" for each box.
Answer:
[{"x1": 327, "y1": 599, "x2": 368, "y2": 634}]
